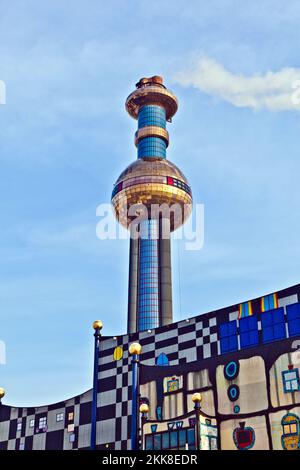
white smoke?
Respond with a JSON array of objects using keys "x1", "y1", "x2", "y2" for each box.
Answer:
[{"x1": 176, "y1": 57, "x2": 300, "y2": 111}]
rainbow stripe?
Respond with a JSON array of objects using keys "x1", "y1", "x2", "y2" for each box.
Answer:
[
  {"x1": 261, "y1": 293, "x2": 278, "y2": 312},
  {"x1": 238, "y1": 301, "x2": 253, "y2": 319}
]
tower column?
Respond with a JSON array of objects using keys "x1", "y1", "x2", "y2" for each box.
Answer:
[
  {"x1": 159, "y1": 218, "x2": 173, "y2": 326},
  {"x1": 128, "y1": 230, "x2": 139, "y2": 334}
]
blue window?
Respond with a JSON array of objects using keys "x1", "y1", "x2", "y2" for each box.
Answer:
[
  {"x1": 261, "y1": 307, "x2": 286, "y2": 343},
  {"x1": 153, "y1": 434, "x2": 162, "y2": 450},
  {"x1": 282, "y1": 369, "x2": 300, "y2": 393},
  {"x1": 156, "y1": 353, "x2": 169, "y2": 366},
  {"x1": 145, "y1": 435, "x2": 153, "y2": 450},
  {"x1": 187, "y1": 428, "x2": 196, "y2": 449},
  {"x1": 219, "y1": 320, "x2": 238, "y2": 354},
  {"x1": 239, "y1": 315, "x2": 259, "y2": 348},
  {"x1": 170, "y1": 431, "x2": 178, "y2": 448},
  {"x1": 286, "y1": 303, "x2": 300, "y2": 337},
  {"x1": 162, "y1": 432, "x2": 169, "y2": 449}
]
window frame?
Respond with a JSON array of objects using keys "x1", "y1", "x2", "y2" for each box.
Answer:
[
  {"x1": 282, "y1": 368, "x2": 300, "y2": 393},
  {"x1": 56, "y1": 412, "x2": 64, "y2": 422}
]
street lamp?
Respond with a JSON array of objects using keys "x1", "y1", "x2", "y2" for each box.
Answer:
[
  {"x1": 192, "y1": 393, "x2": 202, "y2": 450},
  {"x1": 0, "y1": 387, "x2": 5, "y2": 405},
  {"x1": 91, "y1": 320, "x2": 103, "y2": 450},
  {"x1": 139, "y1": 403, "x2": 149, "y2": 450},
  {"x1": 129, "y1": 342, "x2": 142, "y2": 450}
]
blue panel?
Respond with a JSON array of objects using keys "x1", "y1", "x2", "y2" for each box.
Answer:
[
  {"x1": 240, "y1": 315, "x2": 258, "y2": 333},
  {"x1": 170, "y1": 431, "x2": 178, "y2": 448},
  {"x1": 288, "y1": 320, "x2": 300, "y2": 336},
  {"x1": 220, "y1": 335, "x2": 238, "y2": 354},
  {"x1": 240, "y1": 330, "x2": 259, "y2": 348},
  {"x1": 240, "y1": 315, "x2": 259, "y2": 348},
  {"x1": 287, "y1": 303, "x2": 300, "y2": 336},
  {"x1": 138, "y1": 105, "x2": 166, "y2": 129},
  {"x1": 220, "y1": 320, "x2": 237, "y2": 338},
  {"x1": 138, "y1": 136, "x2": 166, "y2": 159},
  {"x1": 179, "y1": 430, "x2": 186, "y2": 447},
  {"x1": 220, "y1": 320, "x2": 238, "y2": 354},
  {"x1": 145, "y1": 435, "x2": 153, "y2": 450},
  {"x1": 162, "y1": 432, "x2": 169, "y2": 449},
  {"x1": 187, "y1": 428, "x2": 195, "y2": 449},
  {"x1": 156, "y1": 353, "x2": 169, "y2": 366},
  {"x1": 153, "y1": 434, "x2": 162, "y2": 450},
  {"x1": 261, "y1": 307, "x2": 286, "y2": 343},
  {"x1": 138, "y1": 220, "x2": 160, "y2": 331},
  {"x1": 287, "y1": 303, "x2": 300, "y2": 320},
  {"x1": 273, "y1": 322, "x2": 286, "y2": 340}
]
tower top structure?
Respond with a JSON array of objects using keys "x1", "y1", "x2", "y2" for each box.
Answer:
[{"x1": 125, "y1": 76, "x2": 178, "y2": 121}]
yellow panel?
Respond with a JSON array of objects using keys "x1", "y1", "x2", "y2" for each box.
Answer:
[{"x1": 113, "y1": 346, "x2": 123, "y2": 361}]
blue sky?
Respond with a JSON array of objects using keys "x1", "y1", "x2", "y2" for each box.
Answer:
[{"x1": 1, "y1": 0, "x2": 300, "y2": 406}]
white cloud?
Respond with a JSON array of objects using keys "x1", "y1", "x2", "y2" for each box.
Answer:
[{"x1": 176, "y1": 56, "x2": 300, "y2": 111}]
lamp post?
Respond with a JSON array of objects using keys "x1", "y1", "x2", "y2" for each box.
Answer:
[
  {"x1": 91, "y1": 320, "x2": 103, "y2": 450},
  {"x1": 139, "y1": 403, "x2": 149, "y2": 450},
  {"x1": 129, "y1": 342, "x2": 142, "y2": 450},
  {"x1": 0, "y1": 387, "x2": 5, "y2": 405},
  {"x1": 192, "y1": 393, "x2": 202, "y2": 450}
]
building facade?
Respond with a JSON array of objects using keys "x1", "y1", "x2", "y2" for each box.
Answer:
[{"x1": 0, "y1": 283, "x2": 300, "y2": 450}]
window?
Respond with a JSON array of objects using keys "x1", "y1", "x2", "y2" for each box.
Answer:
[
  {"x1": 144, "y1": 428, "x2": 195, "y2": 450},
  {"x1": 38, "y1": 417, "x2": 47, "y2": 430},
  {"x1": 56, "y1": 413, "x2": 64, "y2": 422},
  {"x1": 283, "y1": 423, "x2": 298, "y2": 435},
  {"x1": 156, "y1": 353, "x2": 169, "y2": 366},
  {"x1": 261, "y1": 293, "x2": 278, "y2": 312},
  {"x1": 239, "y1": 315, "x2": 259, "y2": 348},
  {"x1": 282, "y1": 369, "x2": 300, "y2": 393},
  {"x1": 69, "y1": 433, "x2": 75, "y2": 443},
  {"x1": 17, "y1": 422, "x2": 22, "y2": 432},
  {"x1": 261, "y1": 308, "x2": 286, "y2": 343},
  {"x1": 19, "y1": 443, "x2": 25, "y2": 450},
  {"x1": 145, "y1": 435, "x2": 153, "y2": 450},
  {"x1": 224, "y1": 361, "x2": 240, "y2": 380},
  {"x1": 29, "y1": 419, "x2": 35, "y2": 428},
  {"x1": 68, "y1": 412, "x2": 74, "y2": 421},
  {"x1": 219, "y1": 320, "x2": 238, "y2": 354},
  {"x1": 67, "y1": 424, "x2": 75, "y2": 433},
  {"x1": 162, "y1": 432, "x2": 169, "y2": 449},
  {"x1": 153, "y1": 434, "x2": 161, "y2": 450},
  {"x1": 287, "y1": 303, "x2": 300, "y2": 337},
  {"x1": 187, "y1": 428, "x2": 196, "y2": 450}
]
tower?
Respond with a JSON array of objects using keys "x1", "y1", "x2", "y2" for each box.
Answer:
[{"x1": 112, "y1": 76, "x2": 192, "y2": 333}]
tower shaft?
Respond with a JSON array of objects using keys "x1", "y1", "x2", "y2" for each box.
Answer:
[{"x1": 127, "y1": 218, "x2": 172, "y2": 334}]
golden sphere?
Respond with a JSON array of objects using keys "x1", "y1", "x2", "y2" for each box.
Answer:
[
  {"x1": 139, "y1": 403, "x2": 149, "y2": 414},
  {"x1": 0, "y1": 387, "x2": 5, "y2": 399},
  {"x1": 192, "y1": 392, "x2": 202, "y2": 404},
  {"x1": 112, "y1": 158, "x2": 192, "y2": 232},
  {"x1": 92, "y1": 320, "x2": 103, "y2": 331},
  {"x1": 129, "y1": 342, "x2": 142, "y2": 355}
]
